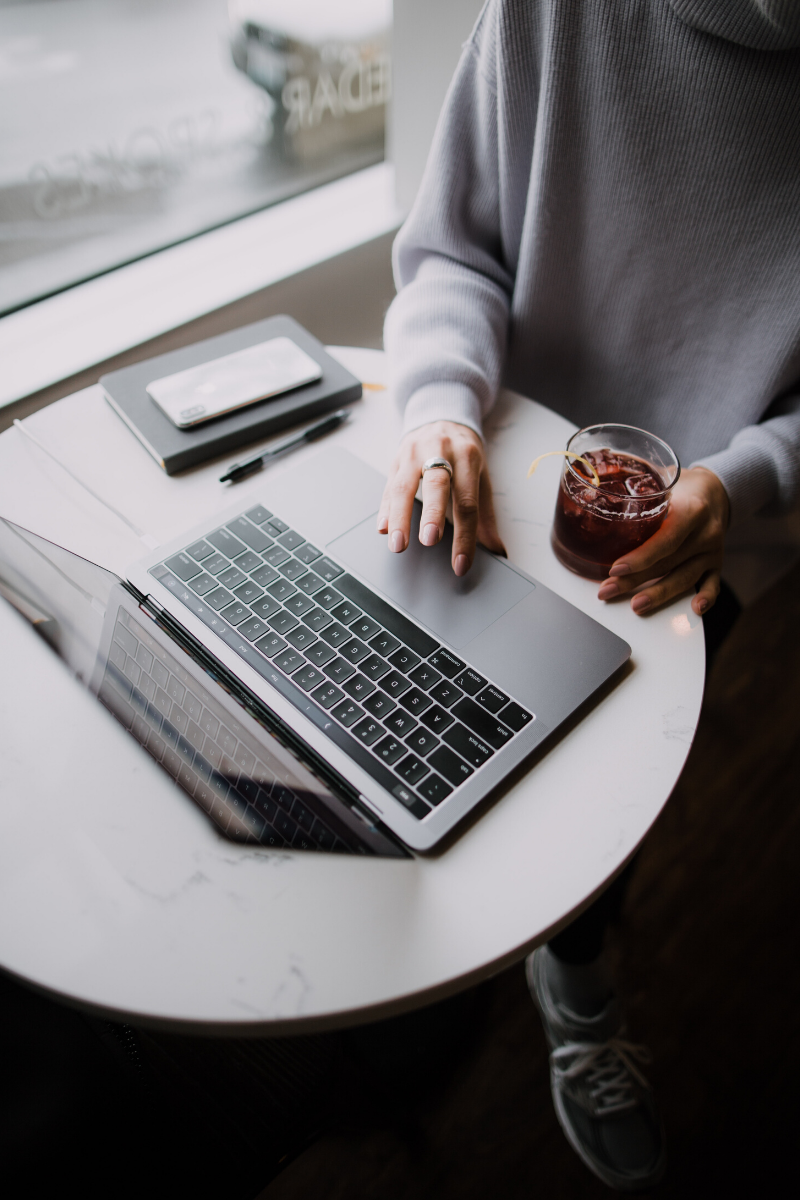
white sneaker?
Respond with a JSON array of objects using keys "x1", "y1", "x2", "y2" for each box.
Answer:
[{"x1": 526, "y1": 947, "x2": 666, "y2": 1192}]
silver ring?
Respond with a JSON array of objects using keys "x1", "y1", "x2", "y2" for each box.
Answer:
[{"x1": 421, "y1": 456, "x2": 453, "y2": 479}]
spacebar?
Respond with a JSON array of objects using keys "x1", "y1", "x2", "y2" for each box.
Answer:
[{"x1": 336, "y1": 574, "x2": 439, "y2": 658}]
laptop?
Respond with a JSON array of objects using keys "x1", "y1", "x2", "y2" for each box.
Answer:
[{"x1": 0, "y1": 446, "x2": 630, "y2": 854}]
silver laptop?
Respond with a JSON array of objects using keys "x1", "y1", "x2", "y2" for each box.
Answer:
[{"x1": 0, "y1": 446, "x2": 630, "y2": 854}]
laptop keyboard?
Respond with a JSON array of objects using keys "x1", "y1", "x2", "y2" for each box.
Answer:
[
  {"x1": 98, "y1": 606, "x2": 358, "y2": 853},
  {"x1": 150, "y1": 505, "x2": 534, "y2": 821}
]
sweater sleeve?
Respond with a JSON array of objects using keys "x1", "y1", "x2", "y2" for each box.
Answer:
[
  {"x1": 692, "y1": 391, "x2": 800, "y2": 524},
  {"x1": 384, "y1": 2, "x2": 514, "y2": 439}
]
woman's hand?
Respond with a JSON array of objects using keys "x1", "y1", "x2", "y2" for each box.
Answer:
[
  {"x1": 377, "y1": 421, "x2": 506, "y2": 575},
  {"x1": 597, "y1": 467, "x2": 730, "y2": 616}
]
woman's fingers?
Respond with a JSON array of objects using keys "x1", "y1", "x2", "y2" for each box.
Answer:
[
  {"x1": 419, "y1": 467, "x2": 451, "y2": 546},
  {"x1": 451, "y1": 444, "x2": 482, "y2": 575},
  {"x1": 385, "y1": 460, "x2": 422, "y2": 553},
  {"x1": 627, "y1": 554, "x2": 715, "y2": 614},
  {"x1": 693, "y1": 568, "x2": 721, "y2": 616}
]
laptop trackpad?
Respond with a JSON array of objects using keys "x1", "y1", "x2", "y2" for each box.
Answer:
[{"x1": 327, "y1": 504, "x2": 534, "y2": 650}]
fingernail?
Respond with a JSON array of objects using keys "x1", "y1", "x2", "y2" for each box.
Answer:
[
  {"x1": 697, "y1": 598, "x2": 708, "y2": 615},
  {"x1": 609, "y1": 563, "x2": 631, "y2": 577},
  {"x1": 421, "y1": 523, "x2": 438, "y2": 547},
  {"x1": 631, "y1": 594, "x2": 651, "y2": 614},
  {"x1": 389, "y1": 530, "x2": 405, "y2": 553},
  {"x1": 454, "y1": 554, "x2": 469, "y2": 577},
  {"x1": 597, "y1": 582, "x2": 619, "y2": 600},
  {"x1": 377, "y1": 517, "x2": 388, "y2": 533}
]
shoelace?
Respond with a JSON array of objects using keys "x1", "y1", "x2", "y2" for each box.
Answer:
[{"x1": 551, "y1": 1037, "x2": 653, "y2": 1116}]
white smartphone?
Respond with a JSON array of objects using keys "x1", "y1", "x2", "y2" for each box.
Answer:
[{"x1": 146, "y1": 336, "x2": 324, "y2": 429}]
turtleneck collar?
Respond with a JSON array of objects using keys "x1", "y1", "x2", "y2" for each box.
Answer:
[{"x1": 668, "y1": 0, "x2": 800, "y2": 49}]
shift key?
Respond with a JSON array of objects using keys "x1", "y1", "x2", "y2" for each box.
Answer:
[{"x1": 452, "y1": 697, "x2": 513, "y2": 750}]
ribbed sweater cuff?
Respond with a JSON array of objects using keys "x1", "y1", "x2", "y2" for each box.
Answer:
[
  {"x1": 691, "y1": 440, "x2": 778, "y2": 527},
  {"x1": 401, "y1": 384, "x2": 484, "y2": 439}
]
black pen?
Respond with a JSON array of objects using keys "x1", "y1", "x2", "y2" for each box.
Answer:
[{"x1": 219, "y1": 409, "x2": 351, "y2": 483}]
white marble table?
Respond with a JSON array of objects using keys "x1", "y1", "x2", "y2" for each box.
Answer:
[{"x1": 0, "y1": 348, "x2": 705, "y2": 1032}]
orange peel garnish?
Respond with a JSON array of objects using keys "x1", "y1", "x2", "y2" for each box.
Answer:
[{"x1": 526, "y1": 450, "x2": 600, "y2": 487}]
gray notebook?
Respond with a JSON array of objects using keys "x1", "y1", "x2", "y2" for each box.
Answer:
[{"x1": 100, "y1": 315, "x2": 362, "y2": 475}]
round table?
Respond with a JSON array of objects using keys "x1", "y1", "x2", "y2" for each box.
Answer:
[{"x1": 0, "y1": 348, "x2": 705, "y2": 1032}]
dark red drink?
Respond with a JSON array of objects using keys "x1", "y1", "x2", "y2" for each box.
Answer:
[{"x1": 552, "y1": 447, "x2": 673, "y2": 580}]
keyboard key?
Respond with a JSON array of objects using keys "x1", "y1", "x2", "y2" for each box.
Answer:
[
  {"x1": 429, "y1": 679, "x2": 464, "y2": 708},
  {"x1": 218, "y1": 565, "x2": 247, "y2": 589},
  {"x1": 303, "y1": 609, "x2": 335, "y2": 638},
  {"x1": 165, "y1": 552, "x2": 201, "y2": 582},
  {"x1": 205, "y1": 586, "x2": 235, "y2": 610},
  {"x1": 315, "y1": 586, "x2": 343, "y2": 610},
  {"x1": 443, "y1": 722, "x2": 494, "y2": 767},
  {"x1": 315, "y1": 556, "x2": 344, "y2": 582},
  {"x1": 278, "y1": 529, "x2": 305, "y2": 550},
  {"x1": 284, "y1": 593, "x2": 314, "y2": 617},
  {"x1": 233, "y1": 581, "x2": 264, "y2": 605},
  {"x1": 428, "y1": 745, "x2": 474, "y2": 787},
  {"x1": 331, "y1": 600, "x2": 362, "y2": 625},
  {"x1": 331, "y1": 699, "x2": 363, "y2": 727},
  {"x1": 399, "y1": 687, "x2": 432, "y2": 716},
  {"x1": 266, "y1": 516, "x2": 290, "y2": 535},
  {"x1": 204, "y1": 553, "x2": 229, "y2": 575},
  {"x1": 295, "y1": 542, "x2": 322, "y2": 565},
  {"x1": 363, "y1": 691, "x2": 396, "y2": 720},
  {"x1": 350, "y1": 615, "x2": 382, "y2": 642},
  {"x1": 374, "y1": 736, "x2": 406, "y2": 765},
  {"x1": 477, "y1": 684, "x2": 510, "y2": 714},
  {"x1": 305, "y1": 641, "x2": 337, "y2": 667},
  {"x1": 362, "y1": 654, "x2": 391, "y2": 682},
  {"x1": 323, "y1": 657, "x2": 356, "y2": 684},
  {"x1": 291, "y1": 797, "x2": 315, "y2": 831},
  {"x1": 208, "y1": 527, "x2": 247, "y2": 558},
  {"x1": 187, "y1": 540, "x2": 214, "y2": 561},
  {"x1": 499, "y1": 701, "x2": 534, "y2": 731},
  {"x1": 352, "y1": 717, "x2": 384, "y2": 746},
  {"x1": 268, "y1": 610, "x2": 299, "y2": 636},
  {"x1": 405, "y1": 727, "x2": 440, "y2": 757},
  {"x1": 250, "y1": 595, "x2": 282, "y2": 620},
  {"x1": 452, "y1": 697, "x2": 513, "y2": 749},
  {"x1": 311, "y1": 682, "x2": 344, "y2": 710},
  {"x1": 200, "y1": 709, "x2": 220, "y2": 739},
  {"x1": 234, "y1": 550, "x2": 263, "y2": 573},
  {"x1": 409, "y1": 663, "x2": 442, "y2": 691},
  {"x1": 264, "y1": 546, "x2": 290, "y2": 567},
  {"x1": 226, "y1": 517, "x2": 273, "y2": 553},
  {"x1": 395, "y1": 754, "x2": 429, "y2": 786},
  {"x1": 341, "y1": 637, "x2": 371, "y2": 665},
  {"x1": 380, "y1": 670, "x2": 412, "y2": 699},
  {"x1": 294, "y1": 665, "x2": 326, "y2": 692},
  {"x1": 385, "y1": 710, "x2": 418, "y2": 738},
  {"x1": 275, "y1": 811, "x2": 298, "y2": 841},
  {"x1": 280, "y1": 558, "x2": 308, "y2": 581},
  {"x1": 420, "y1": 704, "x2": 455, "y2": 735},
  {"x1": 220, "y1": 601, "x2": 251, "y2": 626},
  {"x1": 343, "y1": 674, "x2": 375, "y2": 702},
  {"x1": 257, "y1": 628, "x2": 286, "y2": 657},
  {"x1": 251, "y1": 563, "x2": 280, "y2": 588},
  {"x1": 297, "y1": 571, "x2": 325, "y2": 596},
  {"x1": 337, "y1": 574, "x2": 439, "y2": 658},
  {"x1": 369, "y1": 630, "x2": 401, "y2": 657},
  {"x1": 267, "y1": 579, "x2": 297, "y2": 603},
  {"x1": 238, "y1": 616, "x2": 269, "y2": 642},
  {"x1": 286, "y1": 626, "x2": 317, "y2": 651},
  {"x1": 311, "y1": 819, "x2": 335, "y2": 849},
  {"x1": 274, "y1": 648, "x2": 304, "y2": 674},
  {"x1": 189, "y1": 573, "x2": 218, "y2": 597},
  {"x1": 416, "y1": 774, "x2": 453, "y2": 807},
  {"x1": 245, "y1": 504, "x2": 272, "y2": 525},
  {"x1": 320, "y1": 622, "x2": 350, "y2": 648},
  {"x1": 391, "y1": 782, "x2": 430, "y2": 818},
  {"x1": 389, "y1": 647, "x2": 421, "y2": 674},
  {"x1": 427, "y1": 647, "x2": 465, "y2": 678},
  {"x1": 453, "y1": 667, "x2": 486, "y2": 695}
]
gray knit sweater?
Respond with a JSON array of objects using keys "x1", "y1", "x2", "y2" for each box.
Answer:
[{"x1": 385, "y1": 0, "x2": 800, "y2": 527}]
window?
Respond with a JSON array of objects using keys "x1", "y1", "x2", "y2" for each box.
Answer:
[{"x1": 0, "y1": 0, "x2": 390, "y2": 316}]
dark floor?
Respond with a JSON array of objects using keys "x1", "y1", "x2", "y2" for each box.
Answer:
[{"x1": 3, "y1": 564, "x2": 799, "y2": 1197}]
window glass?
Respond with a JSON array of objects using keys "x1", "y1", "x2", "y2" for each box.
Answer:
[{"x1": 0, "y1": 0, "x2": 390, "y2": 316}]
